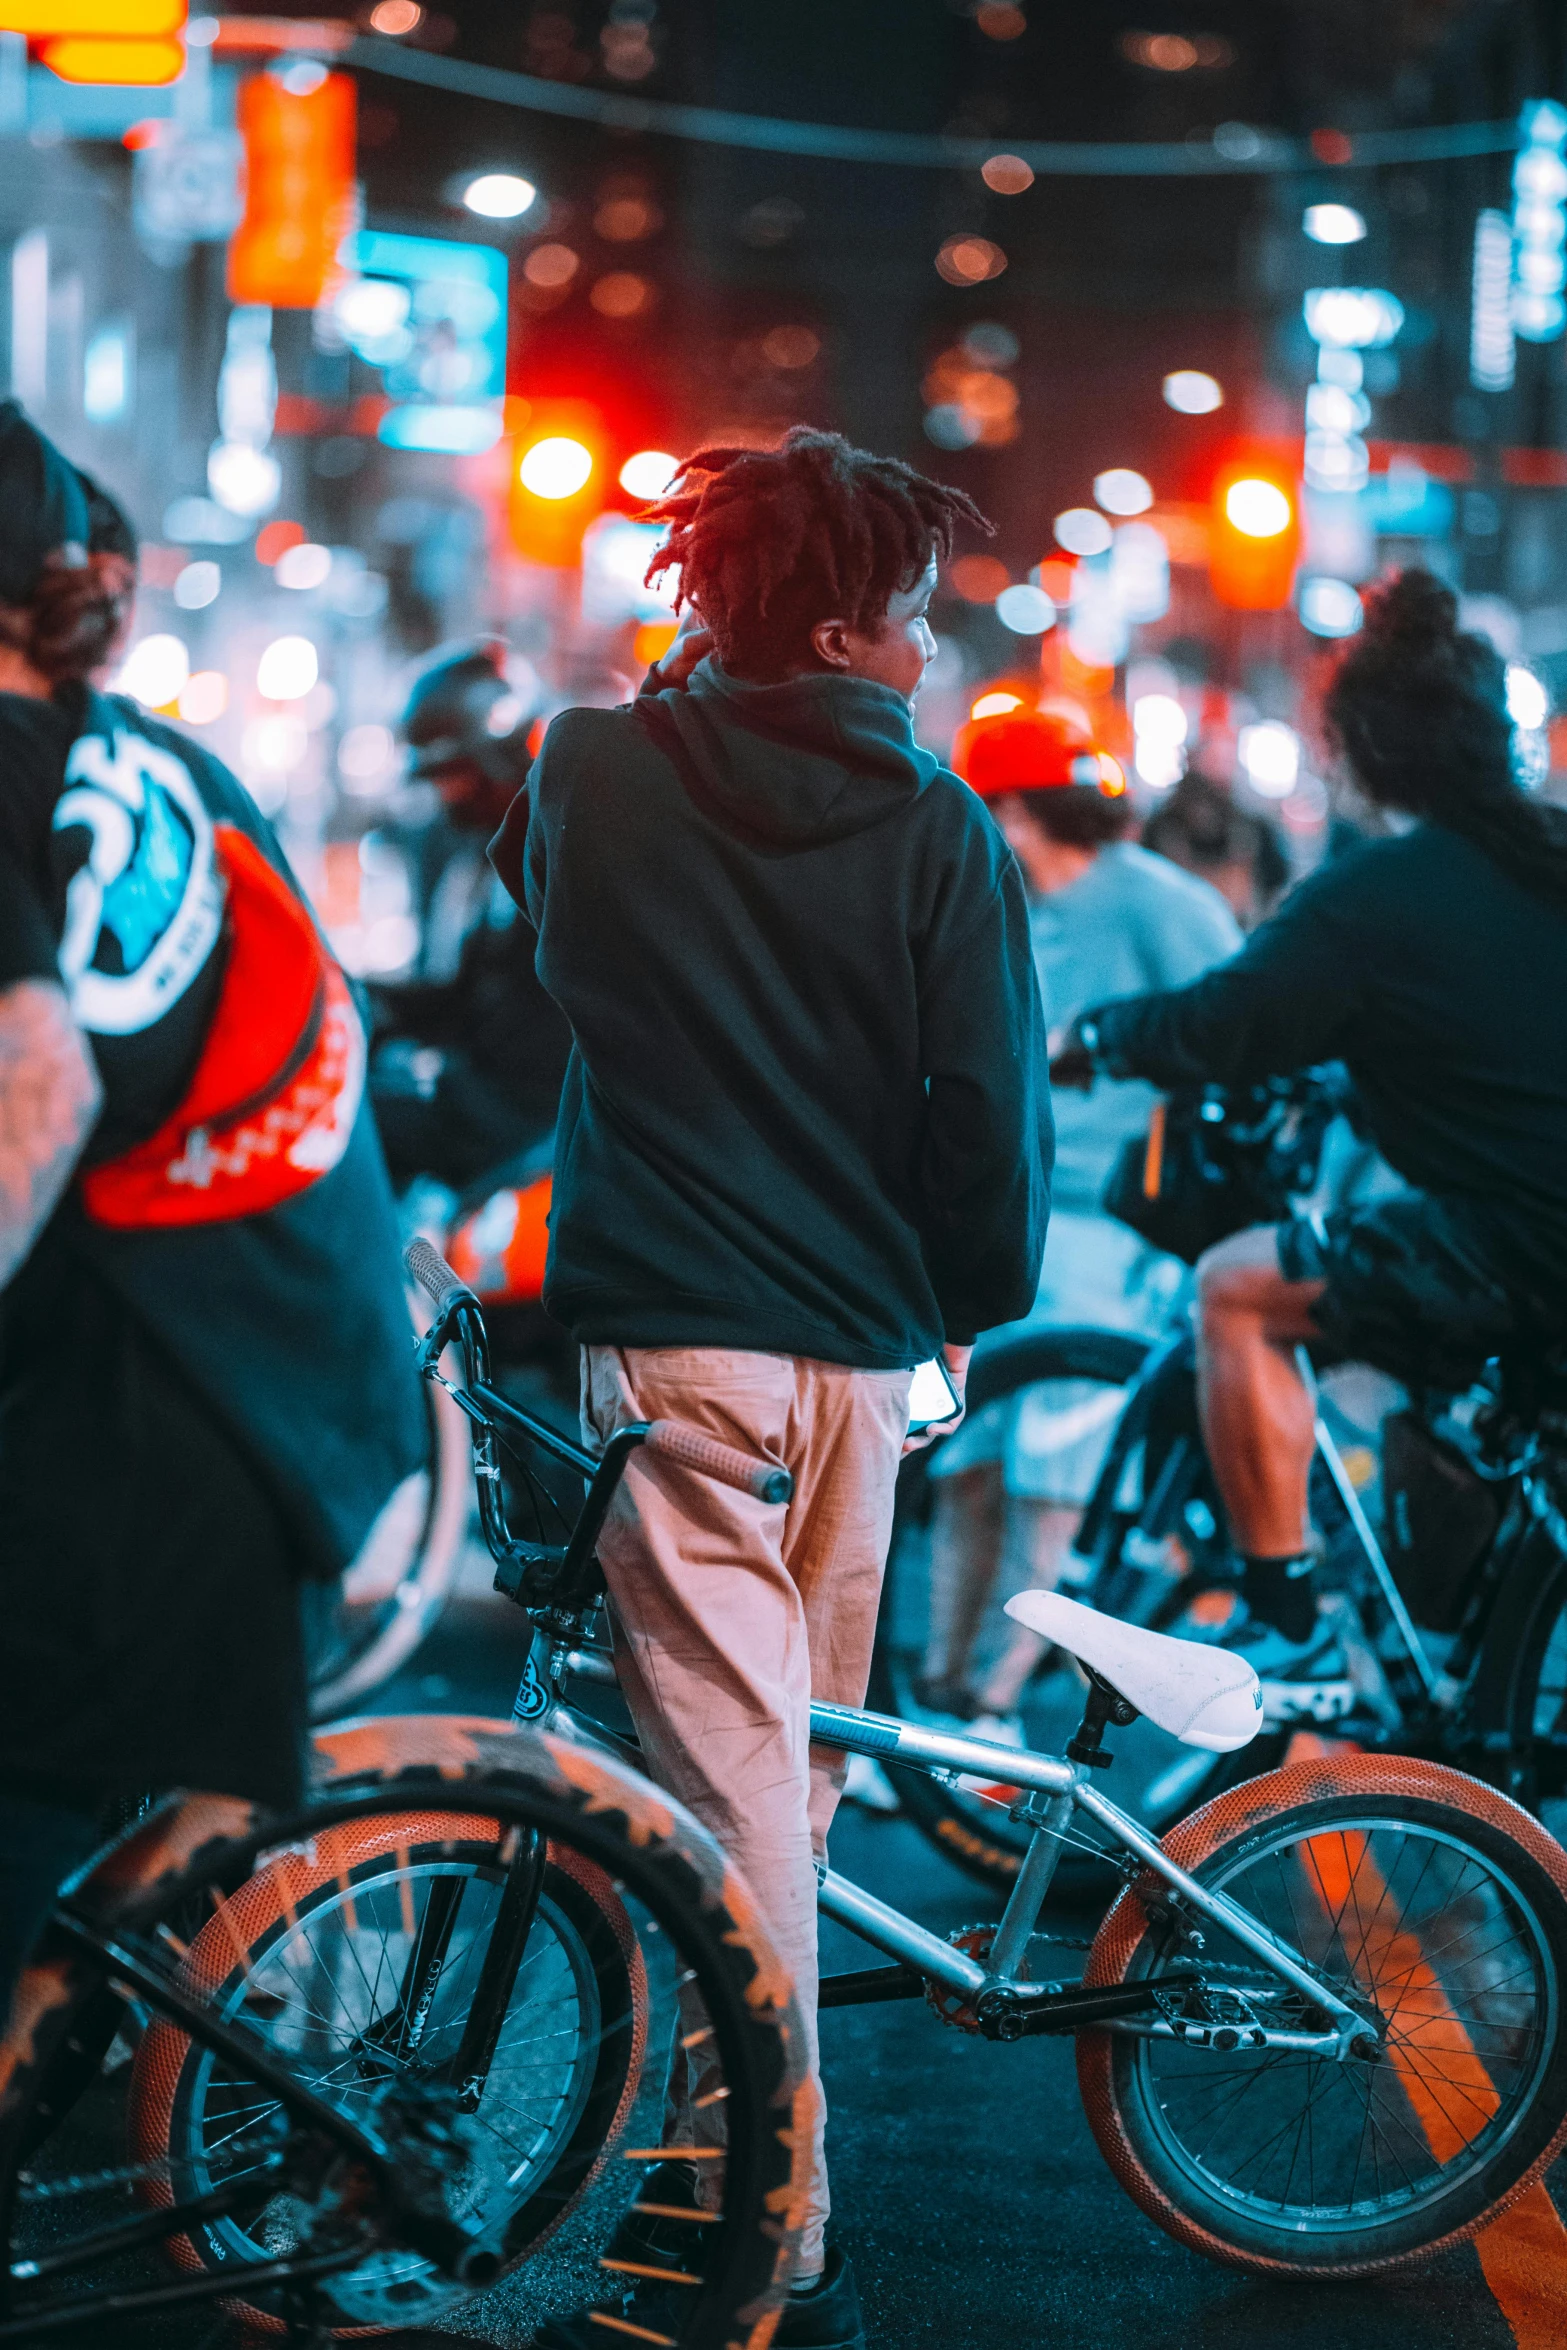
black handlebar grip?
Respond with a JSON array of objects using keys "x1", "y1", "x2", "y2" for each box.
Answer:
[
  {"x1": 404, "y1": 1236, "x2": 480, "y2": 1326},
  {"x1": 643, "y1": 1419, "x2": 793, "y2": 1506}
]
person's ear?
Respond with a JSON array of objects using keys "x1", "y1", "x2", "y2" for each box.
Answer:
[{"x1": 808, "y1": 617, "x2": 854, "y2": 670}]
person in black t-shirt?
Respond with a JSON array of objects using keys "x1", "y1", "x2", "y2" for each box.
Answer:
[
  {"x1": 0, "y1": 406, "x2": 423, "y2": 2001},
  {"x1": 1054, "y1": 571, "x2": 1567, "y2": 1718}
]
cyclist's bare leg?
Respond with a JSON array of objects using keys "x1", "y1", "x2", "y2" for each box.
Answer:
[
  {"x1": 1195, "y1": 1225, "x2": 1325, "y2": 1555},
  {"x1": 921, "y1": 1464, "x2": 1002, "y2": 1696},
  {"x1": 974, "y1": 1500, "x2": 1080, "y2": 1714}
]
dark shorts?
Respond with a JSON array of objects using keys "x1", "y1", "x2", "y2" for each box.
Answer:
[{"x1": 1277, "y1": 1191, "x2": 1559, "y2": 1392}]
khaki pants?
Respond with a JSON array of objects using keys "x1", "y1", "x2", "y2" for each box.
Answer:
[{"x1": 582, "y1": 1345, "x2": 911, "y2": 2271}]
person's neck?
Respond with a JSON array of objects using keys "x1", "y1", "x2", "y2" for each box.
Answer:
[
  {"x1": 0, "y1": 644, "x2": 52, "y2": 700},
  {"x1": 1018, "y1": 837, "x2": 1099, "y2": 896}
]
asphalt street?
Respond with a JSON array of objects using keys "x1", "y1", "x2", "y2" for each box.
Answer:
[{"x1": 24, "y1": 1590, "x2": 1564, "y2": 2350}]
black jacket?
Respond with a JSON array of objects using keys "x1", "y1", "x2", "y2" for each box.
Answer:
[
  {"x1": 1088, "y1": 822, "x2": 1567, "y2": 1295},
  {"x1": 490, "y1": 658, "x2": 1052, "y2": 1367}
]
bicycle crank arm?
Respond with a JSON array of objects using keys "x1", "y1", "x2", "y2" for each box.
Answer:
[
  {"x1": 971, "y1": 1971, "x2": 1203, "y2": 2041},
  {"x1": 1102, "y1": 2015, "x2": 1352, "y2": 2056}
]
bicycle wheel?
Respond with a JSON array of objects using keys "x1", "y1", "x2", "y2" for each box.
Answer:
[
  {"x1": 869, "y1": 1327, "x2": 1227, "y2": 1890},
  {"x1": 306, "y1": 1304, "x2": 473, "y2": 1720},
  {"x1": 1, "y1": 1721, "x2": 806, "y2": 2345},
  {"x1": 1467, "y1": 1509, "x2": 1567, "y2": 1827},
  {"x1": 1078, "y1": 1751, "x2": 1567, "y2": 2276}
]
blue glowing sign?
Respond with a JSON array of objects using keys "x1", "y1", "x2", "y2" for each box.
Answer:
[{"x1": 342, "y1": 228, "x2": 507, "y2": 455}]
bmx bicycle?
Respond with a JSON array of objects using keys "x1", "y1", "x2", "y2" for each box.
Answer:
[
  {"x1": 872, "y1": 1072, "x2": 1567, "y2": 1894},
  {"x1": 282, "y1": 1235, "x2": 1567, "y2": 2291}
]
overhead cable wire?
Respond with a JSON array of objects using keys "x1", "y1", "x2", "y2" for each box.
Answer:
[{"x1": 348, "y1": 37, "x2": 1517, "y2": 177}]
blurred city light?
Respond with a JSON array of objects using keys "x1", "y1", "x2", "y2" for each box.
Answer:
[
  {"x1": 935, "y1": 235, "x2": 1007, "y2": 286},
  {"x1": 1505, "y1": 663, "x2": 1550, "y2": 730},
  {"x1": 1303, "y1": 203, "x2": 1366, "y2": 245},
  {"x1": 1053, "y1": 507, "x2": 1113, "y2": 557},
  {"x1": 369, "y1": 0, "x2": 423, "y2": 28},
  {"x1": 463, "y1": 172, "x2": 537, "y2": 220},
  {"x1": 520, "y1": 435, "x2": 595, "y2": 499},
  {"x1": 981, "y1": 153, "x2": 1034, "y2": 194},
  {"x1": 349, "y1": 227, "x2": 508, "y2": 457},
  {"x1": 335, "y1": 277, "x2": 412, "y2": 351},
  {"x1": 620, "y1": 449, "x2": 680, "y2": 499},
  {"x1": 1298, "y1": 577, "x2": 1364, "y2": 637},
  {"x1": 1511, "y1": 103, "x2": 1567, "y2": 342},
  {"x1": 82, "y1": 324, "x2": 130, "y2": 423},
  {"x1": 1162, "y1": 369, "x2": 1223, "y2": 413},
  {"x1": 173, "y1": 560, "x2": 221, "y2": 611},
  {"x1": 229, "y1": 68, "x2": 356, "y2": 310},
  {"x1": 276, "y1": 542, "x2": 333, "y2": 591},
  {"x1": 177, "y1": 671, "x2": 228, "y2": 725},
  {"x1": 1132, "y1": 693, "x2": 1187, "y2": 789},
  {"x1": 1238, "y1": 721, "x2": 1300, "y2": 797},
  {"x1": 1110, "y1": 521, "x2": 1170, "y2": 622},
  {"x1": 257, "y1": 635, "x2": 319, "y2": 701},
  {"x1": 116, "y1": 634, "x2": 189, "y2": 709},
  {"x1": 1224, "y1": 477, "x2": 1292, "y2": 536},
  {"x1": 995, "y1": 583, "x2": 1056, "y2": 634},
  {"x1": 1303, "y1": 286, "x2": 1405, "y2": 347},
  {"x1": 43, "y1": 38, "x2": 183, "y2": 84},
  {"x1": 972, "y1": 691, "x2": 1024, "y2": 720},
  {"x1": 1093, "y1": 468, "x2": 1153, "y2": 516},
  {"x1": 207, "y1": 438, "x2": 279, "y2": 517},
  {"x1": 339, "y1": 723, "x2": 396, "y2": 790},
  {"x1": 379, "y1": 406, "x2": 503, "y2": 452}
]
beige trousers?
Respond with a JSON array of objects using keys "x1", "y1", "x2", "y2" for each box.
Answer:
[{"x1": 582, "y1": 1344, "x2": 911, "y2": 2270}]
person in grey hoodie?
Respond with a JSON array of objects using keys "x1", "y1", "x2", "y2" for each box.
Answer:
[{"x1": 491, "y1": 429, "x2": 1051, "y2": 2350}]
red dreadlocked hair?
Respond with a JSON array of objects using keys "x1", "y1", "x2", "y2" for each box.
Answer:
[{"x1": 641, "y1": 426, "x2": 991, "y2": 683}]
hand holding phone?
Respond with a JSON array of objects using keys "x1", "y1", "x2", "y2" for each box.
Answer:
[{"x1": 903, "y1": 1344, "x2": 970, "y2": 1456}]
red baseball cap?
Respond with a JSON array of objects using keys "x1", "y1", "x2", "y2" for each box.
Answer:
[{"x1": 952, "y1": 703, "x2": 1122, "y2": 798}]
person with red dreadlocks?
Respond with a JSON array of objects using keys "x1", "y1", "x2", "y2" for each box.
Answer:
[{"x1": 491, "y1": 428, "x2": 1052, "y2": 2350}]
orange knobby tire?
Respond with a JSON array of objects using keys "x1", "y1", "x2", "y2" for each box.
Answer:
[
  {"x1": 1076, "y1": 1751, "x2": 1567, "y2": 2278},
  {"x1": 127, "y1": 1811, "x2": 647, "y2": 2336}
]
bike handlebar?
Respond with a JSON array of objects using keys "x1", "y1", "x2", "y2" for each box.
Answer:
[
  {"x1": 643, "y1": 1419, "x2": 793, "y2": 1506},
  {"x1": 404, "y1": 1236, "x2": 480, "y2": 1326},
  {"x1": 404, "y1": 1239, "x2": 792, "y2": 1507}
]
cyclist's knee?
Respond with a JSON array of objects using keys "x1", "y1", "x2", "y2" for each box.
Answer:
[{"x1": 1196, "y1": 1225, "x2": 1286, "y2": 1334}]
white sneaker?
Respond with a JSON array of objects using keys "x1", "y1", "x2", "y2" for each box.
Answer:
[{"x1": 1228, "y1": 1616, "x2": 1356, "y2": 1728}]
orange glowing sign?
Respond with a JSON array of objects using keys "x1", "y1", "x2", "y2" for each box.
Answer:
[
  {"x1": 42, "y1": 35, "x2": 183, "y2": 80},
  {"x1": 0, "y1": 0, "x2": 182, "y2": 22},
  {"x1": 227, "y1": 69, "x2": 356, "y2": 310}
]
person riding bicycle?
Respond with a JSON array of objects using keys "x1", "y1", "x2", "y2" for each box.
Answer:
[
  {"x1": 490, "y1": 428, "x2": 1052, "y2": 2348},
  {"x1": 370, "y1": 640, "x2": 572, "y2": 1191},
  {"x1": 921, "y1": 702, "x2": 1241, "y2": 1724},
  {"x1": 1053, "y1": 570, "x2": 1567, "y2": 1715},
  {"x1": 0, "y1": 407, "x2": 424, "y2": 1996}
]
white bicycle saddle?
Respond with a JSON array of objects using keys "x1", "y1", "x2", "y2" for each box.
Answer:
[{"x1": 1004, "y1": 1590, "x2": 1263, "y2": 1752}]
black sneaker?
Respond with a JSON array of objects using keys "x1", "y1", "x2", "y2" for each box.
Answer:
[{"x1": 775, "y1": 2246, "x2": 866, "y2": 2350}]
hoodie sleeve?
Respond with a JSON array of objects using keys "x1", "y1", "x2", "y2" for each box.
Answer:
[{"x1": 917, "y1": 853, "x2": 1054, "y2": 1343}]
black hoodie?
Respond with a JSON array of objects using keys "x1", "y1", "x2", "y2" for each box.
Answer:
[{"x1": 490, "y1": 657, "x2": 1052, "y2": 1368}]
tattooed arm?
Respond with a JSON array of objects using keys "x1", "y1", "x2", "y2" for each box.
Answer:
[{"x1": 0, "y1": 981, "x2": 101, "y2": 1289}]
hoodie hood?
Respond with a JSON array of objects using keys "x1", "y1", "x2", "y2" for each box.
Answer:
[{"x1": 649, "y1": 656, "x2": 942, "y2": 846}]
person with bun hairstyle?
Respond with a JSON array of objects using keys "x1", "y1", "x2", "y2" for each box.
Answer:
[
  {"x1": 492, "y1": 428, "x2": 1052, "y2": 2350},
  {"x1": 0, "y1": 405, "x2": 423, "y2": 1994},
  {"x1": 1054, "y1": 569, "x2": 1567, "y2": 1718}
]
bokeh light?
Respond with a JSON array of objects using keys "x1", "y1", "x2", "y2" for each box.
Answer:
[
  {"x1": 177, "y1": 670, "x2": 228, "y2": 725},
  {"x1": 981, "y1": 154, "x2": 1034, "y2": 195},
  {"x1": 590, "y1": 272, "x2": 654, "y2": 318},
  {"x1": 1053, "y1": 508, "x2": 1113, "y2": 557},
  {"x1": 1238, "y1": 721, "x2": 1301, "y2": 796},
  {"x1": 1304, "y1": 203, "x2": 1367, "y2": 245},
  {"x1": 520, "y1": 436, "x2": 595, "y2": 499},
  {"x1": 116, "y1": 634, "x2": 189, "y2": 708},
  {"x1": 1298, "y1": 577, "x2": 1364, "y2": 638},
  {"x1": 995, "y1": 584, "x2": 1056, "y2": 634},
  {"x1": 523, "y1": 244, "x2": 579, "y2": 289},
  {"x1": 620, "y1": 449, "x2": 680, "y2": 499},
  {"x1": 275, "y1": 542, "x2": 333, "y2": 592},
  {"x1": 368, "y1": 0, "x2": 422, "y2": 31},
  {"x1": 1093, "y1": 467, "x2": 1153, "y2": 516},
  {"x1": 1224, "y1": 477, "x2": 1292, "y2": 537},
  {"x1": 463, "y1": 173, "x2": 537, "y2": 220},
  {"x1": 972, "y1": 690, "x2": 1024, "y2": 720},
  {"x1": 1162, "y1": 369, "x2": 1224, "y2": 413},
  {"x1": 257, "y1": 635, "x2": 319, "y2": 701},
  {"x1": 936, "y1": 235, "x2": 1007, "y2": 286},
  {"x1": 173, "y1": 560, "x2": 221, "y2": 610},
  {"x1": 339, "y1": 723, "x2": 396, "y2": 790},
  {"x1": 1506, "y1": 663, "x2": 1550, "y2": 731},
  {"x1": 948, "y1": 553, "x2": 1011, "y2": 602}
]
